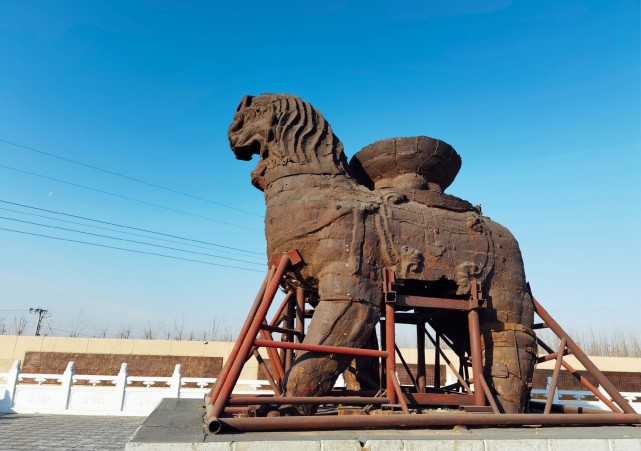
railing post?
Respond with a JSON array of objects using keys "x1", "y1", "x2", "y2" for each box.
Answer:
[
  {"x1": 114, "y1": 362, "x2": 128, "y2": 411},
  {"x1": 170, "y1": 364, "x2": 182, "y2": 398},
  {"x1": 545, "y1": 376, "x2": 560, "y2": 404},
  {"x1": 60, "y1": 361, "x2": 75, "y2": 410},
  {"x1": 2, "y1": 360, "x2": 21, "y2": 411}
]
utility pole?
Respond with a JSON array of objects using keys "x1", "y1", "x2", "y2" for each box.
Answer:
[{"x1": 29, "y1": 307, "x2": 49, "y2": 336}]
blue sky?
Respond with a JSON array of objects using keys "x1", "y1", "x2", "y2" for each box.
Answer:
[{"x1": 0, "y1": 1, "x2": 639, "y2": 338}]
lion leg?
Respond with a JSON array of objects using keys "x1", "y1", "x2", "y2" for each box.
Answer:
[
  {"x1": 282, "y1": 264, "x2": 380, "y2": 415},
  {"x1": 480, "y1": 225, "x2": 537, "y2": 413}
]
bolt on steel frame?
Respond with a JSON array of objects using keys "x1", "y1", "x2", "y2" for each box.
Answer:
[{"x1": 204, "y1": 250, "x2": 640, "y2": 433}]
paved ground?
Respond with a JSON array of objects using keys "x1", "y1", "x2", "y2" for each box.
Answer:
[{"x1": 0, "y1": 413, "x2": 145, "y2": 451}]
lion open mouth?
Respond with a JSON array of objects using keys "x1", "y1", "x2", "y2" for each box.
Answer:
[{"x1": 232, "y1": 138, "x2": 262, "y2": 161}]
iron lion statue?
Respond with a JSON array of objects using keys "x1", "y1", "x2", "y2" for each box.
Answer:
[{"x1": 228, "y1": 93, "x2": 537, "y2": 414}]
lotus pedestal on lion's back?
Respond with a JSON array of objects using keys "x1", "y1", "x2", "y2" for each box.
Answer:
[{"x1": 228, "y1": 93, "x2": 536, "y2": 415}]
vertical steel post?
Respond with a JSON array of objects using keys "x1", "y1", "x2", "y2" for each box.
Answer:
[
  {"x1": 434, "y1": 332, "x2": 441, "y2": 389},
  {"x1": 416, "y1": 322, "x2": 426, "y2": 393},
  {"x1": 385, "y1": 302, "x2": 397, "y2": 404},
  {"x1": 285, "y1": 293, "x2": 296, "y2": 371},
  {"x1": 295, "y1": 287, "x2": 305, "y2": 343},
  {"x1": 468, "y1": 308, "x2": 486, "y2": 406}
]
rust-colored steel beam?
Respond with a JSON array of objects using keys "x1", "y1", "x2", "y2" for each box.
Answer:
[
  {"x1": 537, "y1": 348, "x2": 571, "y2": 363},
  {"x1": 533, "y1": 298, "x2": 635, "y2": 414},
  {"x1": 253, "y1": 339, "x2": 389, "y2": 358},
  {"x1": 260, "y1": 324, "x2": 303, "y2": 338},
  {"x1": 385, "y1": 302, "x2": 397, "y2": 404},
  {"x1": 536, "y1": 336, "x2": 621, "y2": 413},
  {"x1": 207, "y1": 253, "x2": 293, "y2": 421},
  {"x1": 395, "y1": 344, "x2": 419, "y2": 392},
  {"x1": 285, "y1": 292, "x2": 296, "y2": 371},
  {"x1": 253, "y1": 349, "x2": 281, "y2": 396},
  {"x1": 434, "y1": 332, "x2": 441, "y2": 390},
  {"x1": 227, "y1": 396, "x2": 389, "y2": 406},
  {"x1": 259, "y1": 324, "x2": 286, "y2": 383},
  {"x1": 544, "y1": 337, "x2": 567, "y2": 414},
  {"x1": 390, "y1": 374, "x2": 410, "y2": 414},
  {"x1": 404, "y1": 392, "x2": 476, "y2": 406},
  {"x1": 223, "y1": 407, "x2": 249, "y2": 415},
  {"x1": 205, "y1": 270, "x2": 271, "y2": 406},
  {"x1": 467, "y1": 306, "x2": 486, "y2": 405},
  {"x1": 423, "y1": 325, "x2": 471, "y2": 393},
  {"x1": 269, "y1": 291, "x2": 294, "y2": 328},
  {"x1": 478, "y1": 375, "x2": 500, "y2": 414},
  {"x1": 529, "y1": 401, "x2": 610, "y2": 415},
  {"x1": 416, "y1": 322, "x2": 426, "y2": 393},
  {"x1": 209, "y1": 412, "x2": 641, "y2": 434},
  {"x1": 295, "y1": 287, "x2": 305, "y2": 343},
  {"x1": 396, "y1": 295, "x2": 477, "y2": 311}
]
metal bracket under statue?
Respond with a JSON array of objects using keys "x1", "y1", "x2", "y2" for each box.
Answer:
[{"x1": 204, "y1": 250, "x2": 640, "y2": 434}]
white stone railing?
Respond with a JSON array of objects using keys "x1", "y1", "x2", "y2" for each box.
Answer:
[
  {"x1": 531, "y1": 376, "x2": 641, "y2": 413},
  {"x1": 2, "y1": 362, "x2": 639, "y2": 416},
  {"x1": 0, "y1": 360, "x2": 273, "y2": 416}
]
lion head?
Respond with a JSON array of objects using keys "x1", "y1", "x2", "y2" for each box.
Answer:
[{"x1": 228, "y1": 94, "x2": 350, "y2": 191}]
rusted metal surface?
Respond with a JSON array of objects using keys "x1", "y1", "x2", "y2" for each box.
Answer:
[
  {"x1": 228, "y1": 93, "x2": 536, "y2": 414},
  {"x1": 544, "y1": 337, "x2": 567, "y2": 414},
  {"x1": 205, "y1": 271, "x2": 270, "y2": 407},
  {"x1": 204, "y1": 93, "x2": 636, "y2": 433},
  {"x1": 536, "y1": 336, "x2": 621, "y2": 412},
  {"x1": 254, "y1": 339, "x2": 388, "y2": 358},
  {"x1": 204, "y1": 252, "x2": 639, "y2": 433},
  {"x1": 385, "y1": 302, "x2": 397, "y2": 405},
  {"x1": 528, "y1": 401, "x2": 611, "y2": 415},
  {"x1": 403, "y1": 392, "x2": 476, "y2": 406},
  {"x1": 227, "y1": 396, "x2": 389, "y2": 406},
  {"x1": 533, "y1": 298, "x2": 636, "y2": 414},
  {"x1": 467, "y1": 281, "x2": 486, "y2": 407},
  {"x1": 210, "y1": 413, "x2": 641, "y2": 434},
  {"x1": 208, "y1": 254, "x2": 293, "y2": 419}
]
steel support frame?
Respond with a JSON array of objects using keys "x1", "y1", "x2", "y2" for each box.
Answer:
[{"x1": 205, "y1": 252, "x2": 641, "y2": 433}]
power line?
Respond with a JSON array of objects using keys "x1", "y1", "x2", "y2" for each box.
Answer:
[
  {"x1": 0, "y1": 199, "x2": 264, "y2": 256},
  {"x1": 0, "y1": 206, "x2": 265, "y2": 261},
  {"x1": 0, "y1": 216, "x2": 264, "y2": 266},
  {"x1": 0, "y1": 138, "x2": 262, "y2": 217},
  {"x1": 0, "y1": 164, "x2": 262, "y2": 232},
  {"x1": 0, "y1": 226, "x2": 264, "y2": 272}
]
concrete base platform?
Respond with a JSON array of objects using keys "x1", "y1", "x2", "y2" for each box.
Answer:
[{"x1": 127, "y1": 399, "x2": 641, "y2": 450}]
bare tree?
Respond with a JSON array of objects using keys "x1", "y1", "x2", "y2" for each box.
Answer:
[
  {"x1": 118, "y1": 324, "x2": 132, "y2": 339},
  {"x1": 0, "y1": 316, "x2": 6, "y2": 335},
  {"x1": 11, "y1": 315, "x2": 27, "y2": 335},
  {"x1": 142, "y1": 321, "x2": 155, "y2": 340},
  {"x1": 69, "y1": 308, "x2": 88, "y2": 338},
  {"x1": 173, "y1": 316, "x2": 185, "y2": 341}
]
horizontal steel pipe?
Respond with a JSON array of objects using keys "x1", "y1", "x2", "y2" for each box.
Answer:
[
  {"x1": 253, "y1": 339, "x2": 388, "y2": 358},
  {"x1": 529, "y1": 401, "x2": 608, "y2": 415},
  {"x1": 210, "y1": 412, "x2": 641, "y2": 433},
  {"x1": 227, "y1": 396, "x2": 390, "y2": 405}
]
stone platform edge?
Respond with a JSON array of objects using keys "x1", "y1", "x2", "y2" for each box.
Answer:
[{"x1": 126, "y1": 399, "x2": 641, "y2": 451}]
